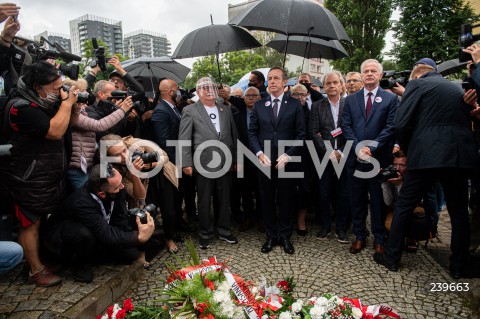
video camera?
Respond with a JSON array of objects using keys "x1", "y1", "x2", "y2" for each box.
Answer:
[
  {"x1": 109, "y1": 90, "x2": 145, "y2": 113},
  {"x1": 25, "y1": 36, "x2": 81, "y2": 80},
  {"x1": 459, "y1": 23, "x2": 480, "y2": 62},
  {"x1": 127, "y1": 203, "x2": 156, "y2": 225},
  {"x1": 89, "y1": 38, "x2": 111, "y2": 72},
  {"x1": 379, "y1": 70, "x2": 411, "y2": 90}
]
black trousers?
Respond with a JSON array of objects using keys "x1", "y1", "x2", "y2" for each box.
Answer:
[
  {"x1": 156, "y1": 173, "x2": 178, "y2": 240},
  {"x1": 230, "y1": 161, "x2": 261, "y2": 221},
  {"x1": 257, "y1": 168, "x2": 296, "y2": 241},
  {"x1": 385, "y1": 168, "x2": 471, "y2": 272}
]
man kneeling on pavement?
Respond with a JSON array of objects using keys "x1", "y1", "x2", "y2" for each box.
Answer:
[{"x1": 43, "y1": 164, "x2": 155, "y2": 282}]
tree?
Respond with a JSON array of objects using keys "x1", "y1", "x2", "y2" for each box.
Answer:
[
  {"x1": 324, "y1": 0, "x2": 394, "y2": 73},
  {"x1": 382, "y1": 60, "x2": 399, "y2": 71},
  {"x1": 391, "y1": 0, "x2": 478, "y2": 70}
]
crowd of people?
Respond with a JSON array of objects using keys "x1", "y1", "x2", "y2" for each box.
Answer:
[{"x1": 1, "y1": 3, "x2": 480, "y2": 288}]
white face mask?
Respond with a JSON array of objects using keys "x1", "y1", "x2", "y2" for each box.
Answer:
[{"x1": 41, "y1": 87, "x2": 59, "y2": 106}]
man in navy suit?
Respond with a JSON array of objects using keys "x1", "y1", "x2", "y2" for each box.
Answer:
[
  {"x1": 248, "y1": 67, "x2": 306, "y2": 254},
  {"x1": 341, "y1": 59, "x2": 398, "y2": 255}
]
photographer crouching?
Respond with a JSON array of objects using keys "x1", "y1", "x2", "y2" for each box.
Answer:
[
  {"x1": 1, "y1": 61, "x2": 78, "y2": 286},
  {"x1": 43, "y1": 164, "x2": 155, "y2": 282}
]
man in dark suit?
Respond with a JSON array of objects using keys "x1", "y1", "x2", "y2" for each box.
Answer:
[
  {"x1": 297, "y1": 73, "x2": 324, "y2": 108},
  {"x1": 178, "y1": 77, "x2": 239, "y2": 249},
  {"x1": 310, "y1": 71, "x2": 350, "y2": 244},
  {"x1": 341, "y1": 59, "x2": 399, "y2": 255},
  {"x1": 248, "y1": 67, "x2": 306, "y2": 254},
  {"x1": 151, "y1": 79, "x2": 195, "y2": 234},
  {"x1": 375, "y1": 65, "x2": 479, "y2": 278}
]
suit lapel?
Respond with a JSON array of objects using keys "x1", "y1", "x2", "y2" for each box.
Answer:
[
  {"x1": 338, "y1": 97, "x2": 345, "y2": 128},
  {"x1": 195, "y1": 102, "x2": 218, "y2": 137},
  {"x1": 276, "y1": 95, "x2": 289, "y2": 126},
  {"x1": 356, "y1": 88, "x2": 366, "y2": 120},
  {"x1": 260, "y1": 97, "x2": 275, "y2": 126},
  {"x1": 323, "y1": 99, "x2": 336, "y2": 129},
  {"x1": 162, "y1": 100, "x2": 180, "y2": 121},
  {"x1": 218, "y1": 105, "x2": 227, "y2": 138}
]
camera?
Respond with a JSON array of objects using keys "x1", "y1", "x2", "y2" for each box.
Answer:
[
  {"x1": 379, "y1": 165, "x2": 398, "y2": 182},
  {"x1": 179, "y1": 88, "x2": 195, "y2": 102},
  {"x1": 459, "y1": 23, "x2": 480, "y2": 62},
  {"x1": 131, "y1": 150, "x2": 158, "y2": 164},
  {"x1": 127, "y1": 203, "x2": 156, "y2": 225},
  {"x1": 89, "y1": 38, "x2": 111, "y2": 72},
  {"x1": 62, "y1": 85, "x2": 94, "y2": 105},
  {"x1": 379, "y1": 70, "x2": 411, "y2": 90},
  {"x1": 109, "y1": 90, "x2": 145, "y2": 113}
]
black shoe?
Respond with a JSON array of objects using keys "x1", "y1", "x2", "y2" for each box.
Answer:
[
  {"x1": 199, "y1": 238, "x2": 210, "y2": 250},
  {"x1": 219, "y1": 234, "x2": 238, "y2": 244},
  {"x1": 373, "y1": 252, "x2": 399, "y2": 272},
  {"x1": 280, "y1": 238, "x2": 295, "y2": 255},
  {"x1": 316, "y1": 228, "x2": 331, "y2": 240},
  {"x1": 449, "y1": 267, "x2": 466, "y2": 279},
  {"x1": 72, "y1": 265, "x2": 93, "y2": 283},
  {"x1": 336, "y1": 230, "x2": 349, "y2": 244},
  {"x1": 261, "y1": 238, "x2": 278, "y2": 253}
]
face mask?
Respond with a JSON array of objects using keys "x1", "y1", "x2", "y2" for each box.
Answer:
[
  {"x1": 248, "y1": 82, "x2": 257, "y2": 87},
  {"x1": 41, "y1": 88, "x2": 59, "y2": 106}
]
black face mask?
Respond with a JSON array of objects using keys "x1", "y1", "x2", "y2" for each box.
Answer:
[
  {"x1": 301, "y1": 83, "x2": 311, "y2": 91},
  {"x1": 248, "y1": 82, "x2": 257, "y2": 87}
]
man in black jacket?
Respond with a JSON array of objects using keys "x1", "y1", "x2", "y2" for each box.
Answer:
[
  {"x1": 44, "y1": 164, "x2": 155, "y2": 282},
  {"x1": 374, "y1": 65, "x2": 479, "y2": 278}
]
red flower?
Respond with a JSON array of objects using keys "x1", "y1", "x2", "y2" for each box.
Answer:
[
  {"x1": 276, "y1": 280, "x2": 289, "y2": 291},
  {"x1": 123, "y1": 298, "x2": 134, "y2": 312},
  {"x1": 116, "y1": 309, "x2": 127, "y2": 319},
  {"x1": 196, "y1": 302, "x2": 209, "y2": 314},
  {"x1": 204, "y1": 278, "x2": 215, "y2": 290},
  {"x1": 200, "y1": 314, "x2": 215, "y2": 319},
  {"x1": 107, "y1": 305, "x2": 114, "y2": 318}
]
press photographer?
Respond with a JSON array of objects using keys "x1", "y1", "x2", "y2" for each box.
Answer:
[{"x1": 43, "y1": 164, "x2": 155, "y2": 283}]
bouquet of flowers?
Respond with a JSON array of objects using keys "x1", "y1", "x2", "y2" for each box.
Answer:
[{"x1": 98, "y1": 241, "x2": 401, "y2": 319}]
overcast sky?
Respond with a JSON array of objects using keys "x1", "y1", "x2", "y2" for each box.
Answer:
[{"x1": 12, "y1": 0, "x2": 247, "y2": 67}]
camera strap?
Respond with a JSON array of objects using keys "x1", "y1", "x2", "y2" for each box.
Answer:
[{"x1": 90, "y1": 193, "x2": 114, "y2": 224}]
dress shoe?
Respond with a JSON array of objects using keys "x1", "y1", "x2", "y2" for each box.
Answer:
[
  {"x1": 373, "y1": 243, "x2": 385, "y2": 254},
  {"x1": 280, "y1": 238, "x2": 295, "y2": 255},
  {"x1": 261, "y1": 238, "x2": 278, "y2": 253},
  {"x1": 373, "y1": 252, "x2": 399, "y2": 272},
  {"x1": 349, "y1": 240, "x2": 366, "y2": 254}
]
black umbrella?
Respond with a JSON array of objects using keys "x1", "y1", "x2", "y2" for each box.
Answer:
[
  {"x1": 172, "y1": 16, "x2": 262, "y2": 83},
  {"x1": 229, "y1": 0, "x2": 350, "y2": 41},
  {"x1": 437, "y1": 59, "x2": 468, "y2": 76},
  {"x1": 267, "y1": 34, "x2": 348, "y2": 69},
  {"x1": 121, "y1": 56, "x2": 191, "y2": 95}
]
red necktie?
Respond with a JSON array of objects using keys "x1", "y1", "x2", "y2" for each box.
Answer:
[
  {"x1": 272, "y1": 99, "x2": 279, "y2": 121},
  {"x1": 366, "y1": 92, "x2": 373, "y2": 118}
]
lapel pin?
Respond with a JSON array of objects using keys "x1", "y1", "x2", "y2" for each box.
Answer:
[
  {"x1": 375, "y1": 97, "x2": 382, "y2": 103},
  {"x1": 284, "y1": 101, "x2": 287, "y2": 104},
  {"x1": 220, "y1": 108, "x2": 224, "y2": 112},
  {"x1": 265, "y1": 101, "x2": 271, "y2": 107}
]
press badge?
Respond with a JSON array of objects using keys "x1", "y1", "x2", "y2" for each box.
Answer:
[
  {"x1": 331, "y1": 127, "x2": 343, "y2": 137},
  {"x1": 80, "y1": 155, "x2": 88, "y2": 174}
]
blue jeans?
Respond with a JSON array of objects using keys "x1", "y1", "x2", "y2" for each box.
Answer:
[
  {"x1": 0, "y1": 241, "x2": 23, "y2": 275},
  {"x1": 67, "y1": 168, "x2": 88, "y2": 190}
]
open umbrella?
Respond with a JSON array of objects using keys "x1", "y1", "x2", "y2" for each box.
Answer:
[
  {"x1": 172, "y1": 16, "x2": 262, "y2": 83},
  {"x1": 121, "y1": 56, "x2": 191, "y2": 94},
  {"x1": 437, "y1": 59, "x2": 468, "y2": 76}
]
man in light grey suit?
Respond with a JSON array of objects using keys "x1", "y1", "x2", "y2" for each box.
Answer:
[
  {"x1": 178, "y1": 77, "x2": 239, "y2": 249},
  {"x1": 310, "y1": 71, "x2": 350, "y2": 244}
]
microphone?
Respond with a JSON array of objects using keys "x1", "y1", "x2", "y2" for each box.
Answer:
[{"x1": 59, "y1": 51, "x2": 81, "y2": 62}]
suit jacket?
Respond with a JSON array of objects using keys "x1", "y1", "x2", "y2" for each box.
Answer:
[
  {"x1": 395, "y1": 71, "x2": 479, "y2": 170},
  {"x1": 341, "y1": 87, "x2": 398, "y2": 167},
  {"x1": 310, "y1": 97, "x2": 346, "y2": 157},
  {"x1": 248, "y1": 94, "x2": 305, "y2": 159},
  {"x1": 151, "y1": 100, "x2": 181, "y2": 164},
  {"x1": 178, "y1": 101, "x2": 238, "y2": 174},
  {"x1": 232, "y1": 106, "x2": 251, "y2": 149}
]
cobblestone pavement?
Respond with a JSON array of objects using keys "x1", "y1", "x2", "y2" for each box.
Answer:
[{"x1": 125, "y1": 214, "x2": 479, "y2": 319}]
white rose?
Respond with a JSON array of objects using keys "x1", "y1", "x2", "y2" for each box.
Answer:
[
  {"x1": 309, "y1": 306, "x2": 326, "y2": 319},
  {"x1": 279, "y1": 311, "x2": 292, "y2": 319},
  {"x1": 315, "y1": 296, "x2": 328, "y2": 307},
  {"x1": 352, "y1": 307, "x2": 363, "y2": 319},
  {"x1": 251, "y1": 286, "x2": 258, "y2": 295},
  {"x1": 262, "y1": 315, "x2": 269, "y2": 319},
  {"x1": 291, "y1": 300, "x2": 304, "y2": 313},
  {"x1": 336, "y1": 298, "x2": 344, "y2": 306}
]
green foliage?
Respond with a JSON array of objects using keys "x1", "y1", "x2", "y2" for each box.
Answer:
[
  {"x1": 325, "y1": 0, "x2": 394, "y2": 73},
  {"x1": 382, "y1": 60, "x2": 399, "y2": 71},
  {"x1": 391, "y1": 0, "x2": 479, "y2": 69},
  {"x1": 82, "y1": 38, "x2": 110, "y2": 60}
]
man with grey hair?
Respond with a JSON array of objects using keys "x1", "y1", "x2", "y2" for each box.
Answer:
[
  {"x1": 310, "y1": 70, "x2": 350, "y2": 243},
  {"x1": 345, "y1": 72, "x2": 363, "y2": 95},
  {"x1": 178, "y1": 77, "x2": 239, "y2": 249},
  {"x1": 341, "y1": 59, "x2": 399, "y2": 255}
]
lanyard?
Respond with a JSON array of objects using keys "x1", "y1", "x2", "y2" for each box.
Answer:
[{"x1": 90, "y1": 193, "x2": 115, "y2": 224}]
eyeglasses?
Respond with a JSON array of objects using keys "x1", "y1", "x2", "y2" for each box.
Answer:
[
  {"x1": 346, "y1": 79, "x2": 361, "y2": 83},
  {"x1": 291, "y1": 92, "x2": 307, "y2": 97},
  {"x1": 245, "y1": 94, "x2": 260, "y2": 98}
]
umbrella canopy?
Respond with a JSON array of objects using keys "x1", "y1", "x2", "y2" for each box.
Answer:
[
  {"x1": 121, "y1": 56, "x2": 191, "y2": 85},
  {"x1": 172, "y1": 24, "x2": 261, "y2": 59},
  {"x1": 437, "y1": 59, "x2": 468, "y2": 76},
  {"x1": 267, "y1": 34, "x2": 348, "y2": 60},
  {"x1": 228, "y1": 0, "x2": 350, "y2": 42}
]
